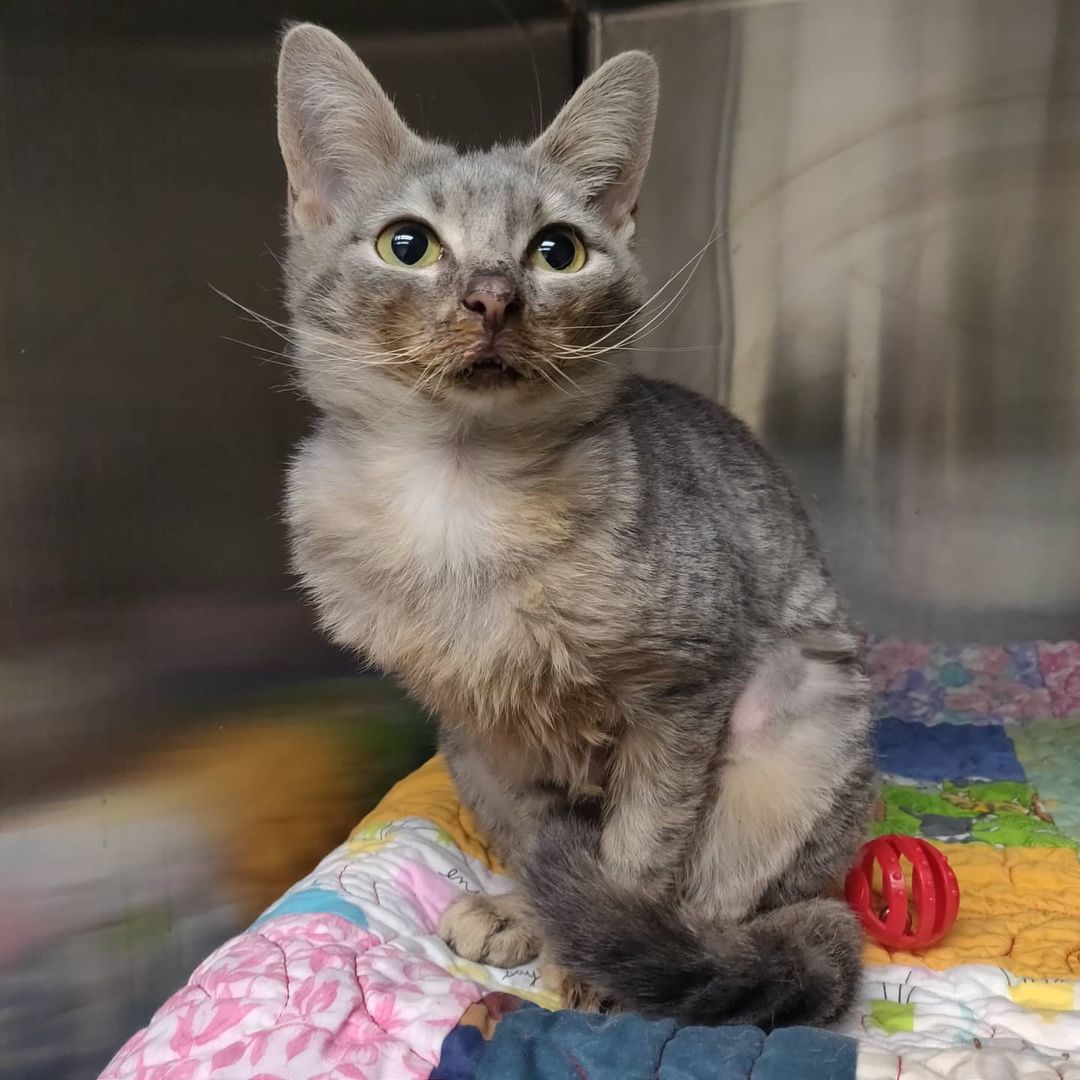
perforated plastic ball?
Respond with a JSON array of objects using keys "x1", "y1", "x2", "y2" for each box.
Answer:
[{"x1": 845, "y1": 834, "x2": 960, "y2": 949}]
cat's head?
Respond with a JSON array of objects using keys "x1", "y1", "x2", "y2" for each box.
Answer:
[{"x1": 276, "y1": 24, "x2": 657, "y2": 425}]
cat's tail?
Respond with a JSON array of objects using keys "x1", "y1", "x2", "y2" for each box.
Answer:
[{"x1": 520, "y1": 812, "x2": 862, "y2": 1030}]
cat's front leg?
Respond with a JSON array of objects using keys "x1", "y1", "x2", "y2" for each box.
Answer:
[
  {"x1": 439, "y1": 734, "x2": 569, "y2": 967},
  {"x1": 600, "y1": 718, "x2": 714, "y2": 887},
  {"x1": 438, "y1": 888, "x2": 612, "y2": 1016},
  {"x1": 437, "y1": 890, "x2": 541, "y2": 967}
]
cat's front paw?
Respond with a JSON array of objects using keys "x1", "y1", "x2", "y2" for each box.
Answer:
[{"x1": 438, "y1": 892, "x2": 540, "y2": 967}]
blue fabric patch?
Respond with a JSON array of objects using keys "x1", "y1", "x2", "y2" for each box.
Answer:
[
  {"x1": 439, "y1": 1003, "x2": 859, "y2": 1080},
  {"x1": 476, "y1": 1009, "x2": 676, "y2": 1079},
  {"x1": 250, "y1": 886, "x2": 368, "y2": 929},
  {"x1": 751, "y1": 1026, "x2": 857, "y2": 1079},
  {"x1": 874, "y1": 715, "x2": 1025, "y2": 782},
  {"x1": 660, "y1": 1024, "x2": 765, "y2": 1079},
  {"x1": 432, "y1": 1022, "x2": 487, "y2": 1080}
]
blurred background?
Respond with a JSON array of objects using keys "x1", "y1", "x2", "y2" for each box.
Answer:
[{"x1": 1, "y1": 0, "x2": 1078, "y2": 1075}]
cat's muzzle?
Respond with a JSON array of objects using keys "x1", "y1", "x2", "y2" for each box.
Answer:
[{"x1": 456, "y1": 347, "x2": 524, "y2": 388}]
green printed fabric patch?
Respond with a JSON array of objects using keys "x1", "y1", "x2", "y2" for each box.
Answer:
[
  {"x1": 872, "y1": 780, "x2": 1077, "y2": 849},
  {"x1": 1011, "y1": 717, "x2": 1080, "y2": 843},
  {"x1": 870, "y1": 1000, "x2": 915, "y2": 1034}
]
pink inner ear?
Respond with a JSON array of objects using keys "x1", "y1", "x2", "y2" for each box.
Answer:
[
  {"x1": 593, "y1": 176, "x2": 637, "y2": 232},
  {"x1": 292, "y1": 189, "x2": 333, "y2": 229},
  {"x1": 730, "y1": 676, "x2": 770, "y2": 742}
]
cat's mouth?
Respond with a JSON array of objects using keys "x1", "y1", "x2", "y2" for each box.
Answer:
[{"x1": 456, "y1": 348, "x2": 524, "y2": 388}]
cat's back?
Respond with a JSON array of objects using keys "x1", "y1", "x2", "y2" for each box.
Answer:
[
  {"x1": 607, "y1": 374, "x2": 811, "y2": 539},
  {"x1": 604, "y1": 374, "x2": 838, "y2": 634}
]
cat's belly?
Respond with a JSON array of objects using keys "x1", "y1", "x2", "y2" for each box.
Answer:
[
  {"x1": 355, "y1": 579, "x2": 558, "y2": 702},
  {"x1": 326, "y1": 566, "x2": 622, "y2": 750},
  {"x1": 294, "y1": 524, "x2": 629, "y2": 791}
]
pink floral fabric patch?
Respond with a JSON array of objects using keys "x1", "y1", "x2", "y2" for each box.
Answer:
[
  {"x1": 1036, "y1": 641, "x2": 1080, "y2": 717},
  {"x1": 867, "y1": 639, "x2": 1054, "y2": 724},
  {"x1": 100, "y1": 912, "x2": 484, "y2": 1080}
]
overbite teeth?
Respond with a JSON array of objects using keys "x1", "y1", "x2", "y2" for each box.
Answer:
[{"x1": 458, "y1": 353, "x2": 521, "y2": 382}]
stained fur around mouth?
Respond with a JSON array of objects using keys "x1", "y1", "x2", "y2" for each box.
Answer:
[{"x1": 456, "y1": 346, "x2": 525, "y2": 386}]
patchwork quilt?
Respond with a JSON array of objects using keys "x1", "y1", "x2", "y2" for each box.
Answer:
[{"x1": 102, "y1": 640, "x2": 1080, "y2": 1080}]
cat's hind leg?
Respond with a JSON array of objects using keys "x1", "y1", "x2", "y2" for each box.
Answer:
[
  {"x1": 683, "y1": 632, "x2": 874, "y2": 921},
  {"x1": 539, "y1": 948, "x2": 607, "y2": 1012}
]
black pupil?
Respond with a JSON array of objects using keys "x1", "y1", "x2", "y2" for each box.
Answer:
[
  {"x1": 390, "y1": 226, "x2": 429, "y2": 265},
  {"x1": 538, "y1": 231, "x2": 576, "y2": 270}
]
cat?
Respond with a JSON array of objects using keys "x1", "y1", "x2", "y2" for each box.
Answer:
[{"x1": 275, "y1": 22, "x2": 875, "y2": 1029}]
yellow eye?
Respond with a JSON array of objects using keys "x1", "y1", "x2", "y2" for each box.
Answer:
[
  {"x1": 375, "y1": 221, "x2": 442, "y2": 268},
  {"x1": 529, "y1": 227, "x2": 586, "y2": 273}
]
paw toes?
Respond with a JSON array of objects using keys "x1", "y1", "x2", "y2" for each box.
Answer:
[
  {"x1": 540, "y1": 956, "x2": 606, "y2": 1013},
  {"x1": 439, "y1": 894, "x2": 539, "y2": 967}
]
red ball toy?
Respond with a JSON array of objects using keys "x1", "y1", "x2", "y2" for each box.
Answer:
[{"x1": 845, "y1": 835, "x2": 960, "y2": 949}]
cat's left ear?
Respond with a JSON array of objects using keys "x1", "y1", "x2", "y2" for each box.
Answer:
[
  {"x1": 277, "y1": 23, "x2": 420, "y2": 230},
  {"x1": 531, "y1": 52, "x2": 658, "y2": 235}
]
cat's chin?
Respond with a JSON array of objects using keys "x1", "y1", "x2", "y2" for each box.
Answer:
[{"x1": 441, "y1": 377, "x2": 530, "y2": 412}]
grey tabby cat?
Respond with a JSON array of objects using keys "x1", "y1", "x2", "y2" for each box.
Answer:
[{"x1": 276, "y1": 23, "x2": 875, "y2": 1029}]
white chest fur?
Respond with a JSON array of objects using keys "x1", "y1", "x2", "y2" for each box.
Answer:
[
  {"x1": 288, "y1": 425, "x2": 611, "y2": 689},
  {"x1": 288, "y1": 424, "x2": 645, "y2": 789},
  {"x1": 366, "y1": 438, "x2": 519, "y2": 578}
]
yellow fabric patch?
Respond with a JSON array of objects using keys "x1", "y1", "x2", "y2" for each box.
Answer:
[
  {"x1": 350, "y1": 755, "x2": 506, "y2": 874},
  {"x1": 445, "y1": 958, "x2": 560, "y2": 1009},
  {"x1": 861, "y1": 843, "x2": 1080, "y2": 978},
  {"x1": 1009, "y1": 982, "x2": 1076, "y2": 1012},
  {"x1": 355, "y1": 758, "x2": 1080, "y2": 981}
]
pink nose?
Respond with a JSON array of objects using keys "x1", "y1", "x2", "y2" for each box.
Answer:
[{"x1": 462, "y1": 274, "x2": 520, "y2": 333}]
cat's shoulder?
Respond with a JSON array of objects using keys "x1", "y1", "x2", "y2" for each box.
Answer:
[{"x1": 612, "y1": 374, "x2": 763, "y2": 452}]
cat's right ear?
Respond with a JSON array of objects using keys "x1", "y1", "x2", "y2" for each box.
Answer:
[{"x1": 277, "y1": 24, "x2": 418, "y2": 230}]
